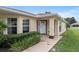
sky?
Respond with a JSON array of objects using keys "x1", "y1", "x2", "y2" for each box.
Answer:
[{"x1": 7, "y1": 6, "x2": 79, "y2": 22}]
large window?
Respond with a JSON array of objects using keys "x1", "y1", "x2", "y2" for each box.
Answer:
[
  {"x1": 23, "y1": 19, "x2": 29, "y2": 33},
  {"x1": 73, "y1": 25, "x2": 79, "y2": 27},
  {"x1": 7, "y1": 18, "x2": 17, "y2": 34},
  {"x1": 59, "y1": 22, "x2": 62, "y2": 32}
]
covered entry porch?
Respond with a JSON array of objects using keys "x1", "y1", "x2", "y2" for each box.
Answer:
[{"x1": 37, "y1": 18, "x2": 59, "y2": 39}]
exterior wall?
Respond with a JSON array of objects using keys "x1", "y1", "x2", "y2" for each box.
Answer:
[
  {"x1": 70, "y1": 26, "x2": 79, "y2": 28},
  {"x1": 29, "y1": 18, "x2": 37, "y2": 32},
  {"x1": 0, "y1": 14, "x2": 66, "y2": 37},
  {"x1": 49, "y1": 18, "x2": 54, "y2": 37},
  {"x1": 54, "y1": 19, "x2": 59, "y2": 36},
  {"x1": 59, "y1": 21, "x2": 66, "y2": 35},
  {"x1": 17, "y1": 16, "x2": 37, "y2": 33},
  {"x1": 0, "y1": 15, "x2": 18, "y2": 34},
  {"x1": 47, "y1": 20, "x2": 49, "y2": 35},
  {"x1": 0, "y1": 14, "x2": 37, "y2": 34},
  {"x1": 17, "y1": 16, "x2": 23, "y2": 34},
  {"x1": 70, "y1": 23, "x2": 79, "y2": 29}
]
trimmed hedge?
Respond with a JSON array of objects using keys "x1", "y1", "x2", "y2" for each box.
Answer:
[{"x1": 0, "y1": 32, "x2": 40, "y2": 51}]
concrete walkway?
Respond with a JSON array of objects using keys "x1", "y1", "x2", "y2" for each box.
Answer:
[{"x1": 23, "y1": 35, "x2": 62, "y2": 52}]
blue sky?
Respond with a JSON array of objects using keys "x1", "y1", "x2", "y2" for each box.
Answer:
[{"x1": 7, "y1": 6, "x2": 79, "y2": 22}]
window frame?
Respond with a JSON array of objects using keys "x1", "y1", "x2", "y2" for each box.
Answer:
[
  {"x1": 7, "y1": 18, "x2": 17, "y2": 34},
  {"x1": 23, "y1": 19, "x2": 29, "y2": 33},
  {"x1": 59, "y1": 21, "x2": 62, "y2": 32}
]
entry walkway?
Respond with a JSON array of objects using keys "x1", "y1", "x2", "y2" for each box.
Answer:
[{"x1": 23, "y1": 35, "x2": 62, "y2": 52}]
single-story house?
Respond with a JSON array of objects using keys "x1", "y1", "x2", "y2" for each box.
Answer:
[
  {"x1": 70, "y1": 23, "x2": 79, "y2": 28},
  {"x1": 0, "y1": 7, "x2": 66, "y2": 39}
]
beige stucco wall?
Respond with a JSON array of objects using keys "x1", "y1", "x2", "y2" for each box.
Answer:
[
  {"x1": 17, "y1": 16, "x2": 23, "y2": 34},
  {"x1": 62, "y1": 22, "x2": 66, "y2": 33},
  {"x1": 59, "y1": 21, "x2": 66, "y2": 35},
  {"x1": 0, "y1": 14, "x2": 37, "y2": 34},
  {"x1": 48, "y1": 18, "x2": 66, "y2": 36},
  {"x1": 55, "y1": 19, "x2": 59, "y2": 36},
  {"x1": 0, "y1": 15, "x2": 21, "y2": 34},
  {"x1": 0, "y1": 14, "x2": 66, "y2": 36},
  {"x1": 29, "y1": 18, "x2": 37, "y2": 32},
  {"x1": 47, "y1": 20, "x2": 49, "y2": 35},
  {"x1": 17, "y1": 16, "x2": 37, "y2": 34},
  {"x1": 48, "y1": 18, "x2": 54, "y2": 36}
]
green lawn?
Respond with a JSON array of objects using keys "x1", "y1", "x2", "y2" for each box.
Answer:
[{"x1": 50, "y1": 28, "x2": 79, "y2": 52}]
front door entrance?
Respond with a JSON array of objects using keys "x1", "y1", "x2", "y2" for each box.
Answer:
[{"x1": 38, "y1": 20, "x2": 47, "y2": 34}]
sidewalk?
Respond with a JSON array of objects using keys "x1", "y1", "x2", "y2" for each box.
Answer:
[{"x1": 23, "y1": 35, "x2": 62, "y2": 52}]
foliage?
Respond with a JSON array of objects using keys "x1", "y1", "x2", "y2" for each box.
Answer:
[
  {"x1": 64, "y1": 17, "x2": 77, "y2": 28},
  {"x1": 0, "y1": 21, "x2": 7, "y2": 46},
  {"x1": 0, "y1": 32, "x2": 40, "y2": 51},
  {"x1": 0, "y1": 21, "x2": 7, "y2": 33},
  {"x1": 10, "y1": 34, "x2": 40, "y2": 51}
]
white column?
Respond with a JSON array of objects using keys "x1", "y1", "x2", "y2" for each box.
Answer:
[
  {"x1": 56, "y1": 20, "x2": 59, "y2": 36},
  {"x1": 3, "y1": 18, "x2": 7, "y2": 35},
  {"x1": 49, "y1": 18, "x2": 54, "y2": 38},
  {"x1": 17, "y1": 16, "x2": 23, "y2": 34}
]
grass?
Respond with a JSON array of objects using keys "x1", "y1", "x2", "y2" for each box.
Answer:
[{"x1": 50, "y1": 28, "x2": 79, "y2": 52}]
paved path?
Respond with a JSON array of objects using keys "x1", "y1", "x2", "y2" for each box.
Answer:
[{"x1": 23, "y1": 36, "x2": 62, "y2": 52}]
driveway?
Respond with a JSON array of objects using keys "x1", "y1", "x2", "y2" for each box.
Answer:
[{"x1": 23, "y1": 35, "x2": 62, "y2": 52}]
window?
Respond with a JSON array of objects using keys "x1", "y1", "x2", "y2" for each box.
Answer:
[
  {"x1": 8, "y1": 27, "x2": 17, "y2": 34},
  {"x1": 59, "y1": 22, "x2": 62, "y2": 32},
  {"x1": 7, "y1": 18, "x2": 17, "y2": 34},
  {"x1": 73, "y1": 25, "x2": 76, "y2": 27},
  {"x1": 23, "y1": 19, "x2": 29, "y2": 33},
  {"x1": 73, "y1": 25, "x2": 79, "y2": 27}
]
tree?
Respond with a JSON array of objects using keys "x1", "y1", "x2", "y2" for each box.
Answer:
[{"x1": 64, "y1": 17, "x2": 77, "y2": 28}]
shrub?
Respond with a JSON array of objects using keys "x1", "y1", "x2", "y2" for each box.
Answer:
[
  {"x1": 0, "y1": 21, "x2": 7, "y2": 47},
  {"x1": 0, "y1": 34, "x2": 6, "y2": 46},
  {"x1": 10, "y1": 32, "x2": 40, "y2": 51},
  {"x1": 0, "y1": 32, "x2": 40, "y2": 51}
]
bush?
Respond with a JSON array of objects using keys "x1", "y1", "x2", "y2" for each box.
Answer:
[
  {"x1": 0, "y1": 32, "x2": 40, "y2": 51},
  {"x1": 0, "y1": 34, "x2": 6, "y2": 46},
  {"x1": 10, "y1": 35, "x2": 40, "y2": 51}
]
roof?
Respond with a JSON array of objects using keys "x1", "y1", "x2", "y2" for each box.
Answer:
[
  {"x1": 0, "y1": 6, "x2": 36, "y2": 17},
  {"x1": 71, "y1": 23, "x2": 79, "y2": 25},
  {"x1": 0, "y1": 7, "x2": 59, "y2": 17},
  {"x1": 36, "y1": 12, "x2": 59, "y2": 17},
  {"x1": 0, "y1": 6, "x2": 65, "y2": 22}
]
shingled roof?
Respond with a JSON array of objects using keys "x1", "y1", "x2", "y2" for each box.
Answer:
[{"x1": 0, "y1": 6, "x2": 65, "y2": 22}]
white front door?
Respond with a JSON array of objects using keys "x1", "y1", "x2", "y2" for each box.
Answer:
[{"x1": 38, "y1": 21, "x2": 46, "y2": 34}]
